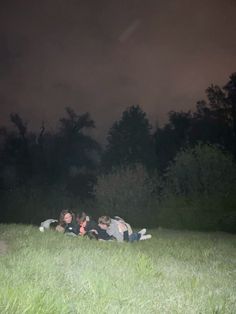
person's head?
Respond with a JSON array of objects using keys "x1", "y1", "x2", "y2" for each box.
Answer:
[
  {"x1": 76, "y1": 211, "x2": 88, "y2": 225},
  {"x1": 98, "y1": 216, "x2": 111, "y2": 230},
  {"x1": 59, "y1": 209, "x2": 74, "y2": 226}
]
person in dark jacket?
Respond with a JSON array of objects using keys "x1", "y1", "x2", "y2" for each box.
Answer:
[
  {"x1": 76, "y1": 211, "x2": 113, "y2": 241},
  {"x1": 76, "y1": 212, "x2": 97, "y2": 236}
]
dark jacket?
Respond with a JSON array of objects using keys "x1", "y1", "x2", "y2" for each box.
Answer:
[
  {"x1": 64, "y1": 222, "x2": 79, "y2": 235},
  {"x1": 84, "y1": 220, "x2": 113, "y2": 240}
]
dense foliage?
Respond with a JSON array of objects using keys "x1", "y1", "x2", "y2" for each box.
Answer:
[{"x1": 95, "y1": 164, "x2": 159, "y2": 226}]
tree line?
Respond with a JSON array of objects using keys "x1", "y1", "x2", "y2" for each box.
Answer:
[{"x1": 0, "y1": 73, "x2": 236, "y2": 230}]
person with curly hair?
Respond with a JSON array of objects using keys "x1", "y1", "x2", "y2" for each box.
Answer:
[{"x1": 56, "y1": 209, "x2": 79, "y2": 236}]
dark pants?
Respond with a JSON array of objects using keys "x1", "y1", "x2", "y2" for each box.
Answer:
[{"x1": 124, "y1": 231, "x2": 141, "y2": 243}]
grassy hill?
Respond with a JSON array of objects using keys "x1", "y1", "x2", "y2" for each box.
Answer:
[{"x1": 0, "y1": 224, "x2": 235, "y2": 313}]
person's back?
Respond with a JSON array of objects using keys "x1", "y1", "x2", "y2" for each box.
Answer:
[{"x1": 107, "y1": 218, "x2": 125, "y2": 242}]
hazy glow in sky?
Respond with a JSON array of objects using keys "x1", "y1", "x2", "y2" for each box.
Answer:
[{"x1": 0, "y1": 0, "x2": 236, "y2": 141}]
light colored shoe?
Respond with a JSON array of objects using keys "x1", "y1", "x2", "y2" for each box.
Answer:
[
  {"x1": 140, "y1": 234, "x2": 152, "y2": 240},
  {"x1": 138, "y1": 228, "x2": 147, "y2": 235}
]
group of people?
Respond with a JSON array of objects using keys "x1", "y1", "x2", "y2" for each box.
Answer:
[{"x1": 39, "y1": 209, "x2": 152, "y2": 243}]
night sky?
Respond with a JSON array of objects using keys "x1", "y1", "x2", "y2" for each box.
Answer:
[{"x1": 1, "y1": 0, "x2": 236, "y2": 142}]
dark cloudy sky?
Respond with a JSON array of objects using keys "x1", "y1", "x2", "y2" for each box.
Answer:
[{"x1": 0, "y1": 0, "x2": 236, "y2": 142}]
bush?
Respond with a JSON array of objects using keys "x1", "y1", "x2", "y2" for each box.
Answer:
[
  {"x1": 164, "y1": 143, "x2": 236, "y2": 198},
  {"x1": 159, "y1": 144, "x2": 236, "y2": 231},
  {"x1": 95, "y1": 164, "x2": 160, "y2": 226}
]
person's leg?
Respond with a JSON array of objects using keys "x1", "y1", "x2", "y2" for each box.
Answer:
[
  {"x1": 129, "y1": 232, "x2": 141, "y2": 243},
  {"x1": 140, "y1": 234, "x2": 152, "y2": 240},
  {"x1": 138, "y1": 228, "x2": 146, "y2": 235},
  {"x1": 123, "y1": 230, "x2": 129, "y2": 242}
]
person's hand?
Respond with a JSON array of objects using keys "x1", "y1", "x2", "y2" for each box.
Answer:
[
  {"x1": 90, "y1": 229, "x2": 98, "y2": 234},
  {"x1": 56, "y1": 225, "x2": 65, "y2": 233},
  {"x1": 117, "y1": 221, "x2": 128, "y2": 233}
]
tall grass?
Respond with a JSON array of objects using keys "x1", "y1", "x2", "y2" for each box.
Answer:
[{"x1": 0, "y1": 224, "x2": 235, "y2": 313}]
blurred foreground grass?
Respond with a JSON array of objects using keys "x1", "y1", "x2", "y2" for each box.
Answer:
[{"x1": 0, "y1": 224, "x2": 235, "y2": 313}]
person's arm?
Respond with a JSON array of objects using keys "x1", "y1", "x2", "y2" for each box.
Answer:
[
  {"x1": 56, "y1": 225, "x2": 65, "y2": 233},
  {"x1": 97, "y1": 228, "x2": 114, "y2": 241}
]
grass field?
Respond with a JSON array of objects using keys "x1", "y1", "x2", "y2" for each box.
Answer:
[{"x1": 0, "y1": 224, "x2": 236, "y2": 313}]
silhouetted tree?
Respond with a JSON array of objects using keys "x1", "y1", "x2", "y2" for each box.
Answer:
[
  {"x1": 102, "y1": 105, "x2": 156, "y2": 170},
  {"x1": 154, "y1": 111, "x2": 191, "y2": 171},
  {"x1": 0, "y1": 107, "x2": 101, "y2": 223},
  {"x1": 1, "y1": 114, "x2": 33, "y2": 184},
  {"x1": 52, "y1": 107, "x2": 101, "y2": 198},
  {"x1": 154, "y1": 73, "x2": 236, "y2": 172},
  {"x1": 223, "y1": 72, "x2": 236, "y2": 150},
  {"x1": 190, "y1": 74, "x2": 236, "y2": 153},
  {"x1": 0, "y1": 107, "x2": 100, "y2": 197}
]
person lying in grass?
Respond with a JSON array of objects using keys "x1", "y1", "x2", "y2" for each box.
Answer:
[
  {"x1": 98, "y1": 216, "x2": 152, "y2": 242},
  {"x1": 76, "y1": 211, "x2": 114, "y2": 241},
  {"x1": 56, "y1": 209, "x2": 79, "y2": 236},
  {"x1": 76, "y1": 211, "x2": 97, "y2": 236}
]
